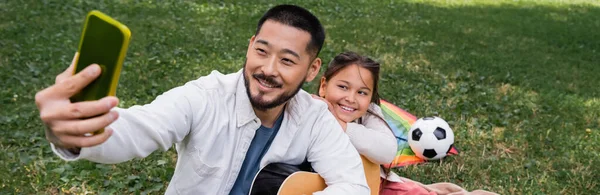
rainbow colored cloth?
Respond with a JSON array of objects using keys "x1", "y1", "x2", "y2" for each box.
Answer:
[{"x1": 380, "y1": 99, "x2": 459, "y2": 168}]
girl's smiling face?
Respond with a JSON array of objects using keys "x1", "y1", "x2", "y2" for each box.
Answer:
[{"x1": 319, "y1": 64, "x2": 374, "y2": 123}]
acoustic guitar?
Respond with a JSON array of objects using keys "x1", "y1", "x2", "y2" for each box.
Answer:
[{"x1": 249, "y1": 155, "x2": 381, "y2": 195}]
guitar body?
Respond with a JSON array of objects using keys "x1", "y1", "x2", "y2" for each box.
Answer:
[
  {"x1": 360, "y1": 155, "x2": 382, "y2": 195},
  {"x1": 250, "y1": 155, "x2": 380, "y2": 195},
  {"x1": 278, "y1": 172, "x2": 326, "y2": 195}
]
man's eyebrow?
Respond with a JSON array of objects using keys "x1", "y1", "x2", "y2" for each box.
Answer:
[
  {"x1": 255, "y1": 39, "x2": 300, "y2": 59},
  {"x1": 255, "y1": 39, "x2": 269, "y2": 46},
  {"x1": 282, "y1": 49, "x2": 300, "y2": 59}
]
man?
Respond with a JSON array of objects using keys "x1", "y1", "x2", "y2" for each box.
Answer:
[{"x1": 35, "y1": 4, "x2": 369, "y2": 195}]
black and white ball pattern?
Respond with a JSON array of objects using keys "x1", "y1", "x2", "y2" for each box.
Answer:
[{"x1": 408, "y1": 117, "x2": 454, "y2": 160}]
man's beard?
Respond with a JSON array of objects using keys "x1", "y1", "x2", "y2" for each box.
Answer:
[{"x1": 243, "y1": 65, "x2": 305, "y2": 111}]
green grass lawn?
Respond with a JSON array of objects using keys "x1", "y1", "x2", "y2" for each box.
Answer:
[{"x1": 1, "y1": 0, "x2": 599, "y2": 194}]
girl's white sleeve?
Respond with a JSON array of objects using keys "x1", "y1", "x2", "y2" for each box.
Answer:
[{"x1": 345, "y1": 103, "x2": 398, "y2": 164}]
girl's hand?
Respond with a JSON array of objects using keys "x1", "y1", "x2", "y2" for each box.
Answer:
[
  {"x1": 311, "y1": 94, "x2": 334, "y2": 113},
  {"x1": 311, "y1": 94, "x2": 347, "y2": 131}
]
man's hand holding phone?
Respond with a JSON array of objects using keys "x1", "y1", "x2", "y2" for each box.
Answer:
[
  {"x1": 35, "y1": 53, "x2": 119, "y2": 150},
  {"x1": 36, "y1": 10, "x2": 130, "y2": 151}
]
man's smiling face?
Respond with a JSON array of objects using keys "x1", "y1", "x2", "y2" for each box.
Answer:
[{"x1": 243, "y1": 20, "x2": 318, "y2": 111}]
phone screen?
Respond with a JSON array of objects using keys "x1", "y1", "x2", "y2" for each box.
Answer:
[{"x1": 71, "y1": 14, "x2": 126, "y2": 102}]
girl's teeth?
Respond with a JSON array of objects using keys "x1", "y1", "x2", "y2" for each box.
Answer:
[{"x1": 341, "y1": 105, "x2": 355, "y2": 111}]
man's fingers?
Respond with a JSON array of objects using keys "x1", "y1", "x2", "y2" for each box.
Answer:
[
  {"x1": 51, "y1": 111, "x2": 119, "y2": 136},
  {"x1": 71, "y1": 52, "x2": 79, "y2": 66},
  {"x1": 40, "y1": 96, "x2": 119, "y2": 121},
  {"x1": 52, "y1": 64, "x2": 101, "y2": 98},
  {"x1": 55, "y1": 52, "x2": 79, "y2": 83},
  {"x1": 59, "y1": 127, "x2": 113, "y2": 148}
]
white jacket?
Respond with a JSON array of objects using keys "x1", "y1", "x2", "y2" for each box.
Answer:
[{"x1": 52, "y1": 69, "x2": 369, "y2": 195}]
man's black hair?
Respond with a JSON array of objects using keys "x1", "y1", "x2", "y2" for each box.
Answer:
[{"x1": 255, "y1": 5, "x2": 325, "y2": 57}]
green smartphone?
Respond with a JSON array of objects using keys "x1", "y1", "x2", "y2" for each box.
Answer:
[{"x1": 70, "y1": 10, "x2": 131, "y2": 134}]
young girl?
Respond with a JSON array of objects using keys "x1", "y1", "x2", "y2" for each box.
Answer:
[
  {"x1": 312, "y1": 51, "x2": 401, "y2": 191},
  {"x1": 314, "y1": 51, "x2": 397, "y2": 166},
  {"x1": 314, "y1": 51, "x2": 497, "y2": 195}
]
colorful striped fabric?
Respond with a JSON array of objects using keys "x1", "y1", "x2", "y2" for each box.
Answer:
[{"x1": 380, "y1": 99, "x2": 459, "y2": 168}]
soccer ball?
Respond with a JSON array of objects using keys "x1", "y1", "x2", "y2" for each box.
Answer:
[{"x1": 408, "y1": 117, "x2": 454, "y2": 160}]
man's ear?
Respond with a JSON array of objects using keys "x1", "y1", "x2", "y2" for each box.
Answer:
[
  {"x1": 318, "y1": 77, "x2": 327, "y2": 97},
  {"x1": 305, "y1": 57, "x2": 322, "y2": 82},
  {"x1": 246, "y1": 35, "x2": 256, "y2": 58}
]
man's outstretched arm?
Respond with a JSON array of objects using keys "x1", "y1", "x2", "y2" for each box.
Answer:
[{"x1": 37, "y1": 53, "x2": 200, "y2": 163}]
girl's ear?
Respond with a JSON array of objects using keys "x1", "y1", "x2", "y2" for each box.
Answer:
[{"x1": 318, "y1": 77, "x2": 327, "y2": 97}]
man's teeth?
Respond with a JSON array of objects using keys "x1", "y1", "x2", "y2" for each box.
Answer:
[
  {"x1": 259, "y1": 79, "x2": 275, "y2": 88},
  {"x1": 340, "y1": 105, "x2": 355, "y2": 111}
]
